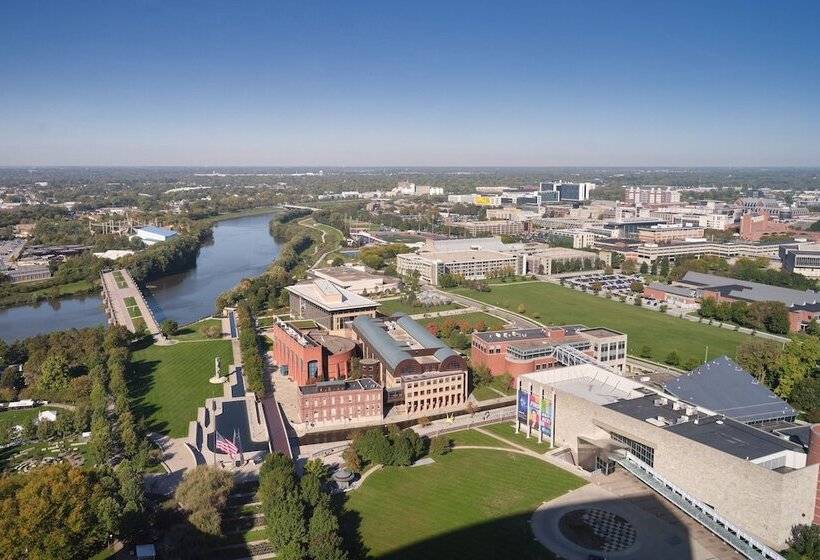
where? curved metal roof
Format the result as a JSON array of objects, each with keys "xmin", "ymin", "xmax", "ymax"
[{"xmin": 352, "ymin": 315, "xmax": 411, "ymax": 370}]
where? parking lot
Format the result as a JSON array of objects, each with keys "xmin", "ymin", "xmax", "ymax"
[{"xmin": 562, "ymin": 273, "xmax": 645, "ymax": 299}]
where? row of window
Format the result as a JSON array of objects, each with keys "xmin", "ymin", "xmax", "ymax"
[{"xmin": 611, "ymin": 431, "xmax": 655, "ymax": 467}]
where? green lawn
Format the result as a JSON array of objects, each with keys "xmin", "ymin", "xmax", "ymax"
[
  {"xmin": 451, "ymin": 283, "xmax": 753, "ymax": 365},
  {"xmin": 129, "ymin": 339, "xmax": 233, "ymax": 437},
  {"xmin": 378, "ymin": 298, "xmax": 463, "ymax": 316},
  {"xmin": 418, "ymin": 311, "xmax": 506, "ymax": 331},
  {"xmin": 472, "ymin": 385, "xmax": 503, "ymax": 401},
  {"xmin": 342, "ymin": 448, "xmax": 583, "ymax": 559},
  {"xmin": 123, "ymin": 296, "xmax": 137, "ymax": 307},
  {"xmin": 172, "ymin": 318, "xmax": 223, "ymax": 341},
  {"xmin": 445, "ymin": 428, "xmax": 513, "ymax": 448},
  {"xmin": 482, "ymin": 422, "xmax": 552, "ymax": 454},
  {"xmin": 127, "ymin": 306, "xmax": 142, "ymax": 318},
  {"xmin": 0, "ymin": 406, "xmax": 44, "ymax": 433}
]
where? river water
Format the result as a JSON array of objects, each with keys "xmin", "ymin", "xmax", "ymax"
[{"xmin": 0, "ymin": 213, "xmax": 279, "ymax": 342}]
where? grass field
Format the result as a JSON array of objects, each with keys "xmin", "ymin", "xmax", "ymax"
[
  {"xmin": 129, "ymin": 339, "xmax": 233, "ymax": 437},
  {"xmin": 418, "ymin": 311, "xmax": 506, "ymax": 331},
  {"xmin": 445, "ymin": 428, "xmax": 513, "ymax": 448},
  {"xmin": 378, "ymin": 298, "xmax": 463, "ymax": 316},
  {"xmin": 342, "ymin": 448, "xmax": 583, "ymax": 559},
  {"xmin": 472, "ymin": 385, "xmax": 502, "ymax": 401},
  {"xmin": 172, "ymin": 318, "xmax": 223, "ymax": 341},
  {"xmin": 0, "ymin": 406, "xmax": 44, "ymax": 434},
  {"xmin": 482, "ymin": 422, "xmax": 552, "ymax": 454},
  {"xmin": 451, "ymin": 283, "xmax": 753, "ymax": 365}
]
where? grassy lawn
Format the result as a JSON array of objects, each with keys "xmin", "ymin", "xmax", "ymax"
[
  {"xmin": 472, "ymin": 385, "xmax": 502, "ymax": 401},
  {"xmin": 127, "ymin": 306, "xmax": 142, "ymax": 318},
  {"xmin": 482, "ymin": 422, "xmax": 552, "ymax": 454},
  {"xmin": 129, "ymin": 339, "xmax": 233, "ymax": 437},
  {"xmin": 172, "ymin": 318, "xmax": 223, "ymax": 341},
  {"xmin": 378, "ymin": 298, "xmax": 463, "ymax": 316},
  {"xmin": 342, "ymin": 448, "xmax": 583, "ymax": 559},
  {"xmin": 418, "ymin": 311, "xmax": 506, "ymax": 331},
  {"xmin": 0, "ymin": 406, "xmax": 44, "ymax": 433},
  {"xmin": 445, "ymin": 428, "xmax": 513, "ymax": 448},
  {"xmin": 451, "ymin": 283, "xmax": 752, "ymax": 365},
  {"xmin": 288, "ymin": 319, "xmax": 317, "ymax": 329},
  {"xmin": 123, "ymin": 296, "xmax": 137, "ymax": 307}
]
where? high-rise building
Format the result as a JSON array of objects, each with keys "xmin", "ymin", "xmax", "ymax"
[
  {"xmin": 624, "ymin": 186, "xmax": 681, "ymax": 205},
  {"xmin": 540, "ymin": 181, "xmax": 597, "ymax": 201}
]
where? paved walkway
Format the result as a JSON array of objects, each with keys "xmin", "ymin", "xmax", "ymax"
[
  {"xmin": 100, "ymin": 269, "xmax": 163, "ymax": 338},
  {"xmin": 143, "ymin": 432, "xmax": 200, "ymax": 496}
]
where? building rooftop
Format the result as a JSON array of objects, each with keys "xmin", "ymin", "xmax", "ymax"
[
  {"xmin": 135, "ymin": 225, "xmax": 177, "ymax": 237},
  {"xmin": 521, "ymin": 364, "xmax": 648, "ymax": 405},
  {"xmin": 420, "ymin": 249, "xmax": 517, "ymax": 263},
  {"xmin": 422, "ymin": 236, "xmax": 524, "ymax": 253},
  {"xmin": 679, "ymin": 271, "xmax": 818, "ymax": 308},
  {"xmin": 299, "ymin": 377, "xmax": 381, "ymax": 395},
  {"xmin": 352, "ymin": 314, "xmax": 459, "ymax": 373},
  {"xmin": 286, "ymin": 280, "xmax": 379, "ymax": 311},
  {"xmin": 313, "ymin": 265, "xmax": 395, "ymax": 284},
  {"xmin": 663, "ymin": 356, "xmax": 796, "ymax": 424},
  {"xmin": 580, "ymin": 327, "xmax": 625, "ymax": 339}
]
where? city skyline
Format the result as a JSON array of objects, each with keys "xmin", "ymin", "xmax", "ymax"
[{"xmin": 1, "ymin": 1, "xmax": 819, "ymax": 166}]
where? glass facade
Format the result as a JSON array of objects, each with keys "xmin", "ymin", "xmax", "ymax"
[{"xmin": 611, "ymin": 431, "xmax": 655, "ymax": 467}]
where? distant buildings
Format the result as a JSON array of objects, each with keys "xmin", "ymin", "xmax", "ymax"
[
  {"xmin": 133, "ymin": 225, "xmax": 177, "ymax": 246},
  {"xmin": 636, "ymin": 224, "xmax": 705, "ymax": 244},
  {"xmin": 286, "ymin": 280, "xmax": 379, "ymax": 331},
  {"xmin": 779, "ymin": 242, "xmax": 820, "ymax": 279},
  {"xmin": 450, "ymin": 219, "xmax": 526, "ymax": 237},
  {"xmin": 396, "ymin": 249, "xmax": 525, "ymax": 285},
  {"xmin": 739, "ymin": 212, "xmax": 791, "ymax": 241},
  {"xmin": 624, "ymin": 186, "xmax": 681, "ymax": 205},
  {"xmin": 645, "ymin": 271, "xmax": 819, "ymax": 332},
  {"xmin": 470, "ymin": 325, "xmax": 627, "ymax": 378},
  {"xmin": 353, "ymin": 314, "xmax": 467, "ymax": 416},
  {"xmin": 540, "ymin": 181, "xmax": 597, "ymax": 201}
]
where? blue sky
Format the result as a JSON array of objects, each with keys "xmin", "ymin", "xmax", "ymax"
[{"xmin": 1, "ymin": 1, "xmax": 819, "ymax": 166}]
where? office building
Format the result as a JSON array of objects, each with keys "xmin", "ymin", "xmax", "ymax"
[
  {"xmin": 780, "ymin": 242, "xmax": 820, "ymax": 279},
  {"xmin": 624, "ymin": 186, "xmax": 681, "ymax": 205},
  {"xmin": 353, "ymin": 315, "xmax": 467, "ymax": 416},
  {"xmin": 540, "ymin": 181, "xmax": 597, "ymax": 201},
  {"xmin": 451, "ymin": 220, "xmax": 527, "ymax": 236},
  {"xmin": 286, "ymin": 279, "xmax": 379, "ymax": 331},
  {"xmin": 739, "ymin": 212, "xmax": 791, "ymax": 241},
  {"xmin": 637, "ymin": 225, "xmax": 705, "ymax": 244},
  {"xmin": 312, "ymin": 266, "xmax": 400, "ymax": 295},
  {"xmin": 471, "ymin": 325, "xmax": 627, "ymax": 378},
  {"xmin": 516, "ymin": 363, "xmax": 816, "ymax": 552},
  {"xmin": 396, "ymin": 249, "xmax": 525, "ymax": 285},
  {"xmin": 524, "ymin": 247, "xmax": 606, "ymax": 275}
]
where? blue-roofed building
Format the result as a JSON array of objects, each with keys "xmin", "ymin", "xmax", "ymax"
[
  {"xmin": 134, "ymin": 225, "xmax": 178, "ymax": 246},
  {"xmin": 663, "ymin": 356, "xmax": 796, "ymax": 425},
  {"xmin": 352, "ymin": 314, "xmax": 467, "ymax": 416}
]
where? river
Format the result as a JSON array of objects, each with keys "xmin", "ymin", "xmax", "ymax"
[{"xmin": 0, "ymin": 213, "xmax": 280, "ymax": 342}]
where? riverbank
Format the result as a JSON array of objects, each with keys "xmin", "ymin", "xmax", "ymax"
[{"xmin": 0, "ymin": 278, "xmax": 98, "ymax": 310}]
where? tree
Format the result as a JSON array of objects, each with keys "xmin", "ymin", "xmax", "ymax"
[
  {"xmin": 36, "ymin": 352, "xmax": 71, "ymax": 393},
  {"xmin": 621, "ymin": 259, "xmax": 637, "ymax": 274},
  {"xmin": 0, "ymin": 464, "xmax": 109, "ymax": 560},
  {"xmin": 160, "ymin": 319, "xmax": 179, "ymax": 337},
  {"xmin": 342, "ymin": 446, "xmax": 362, "ymax": 472},
  {"xmin": 629, "ymin": 281, "xmax": 644, "ymax": 293},
  {"xmin": 785, "ymin": 524, "xmax": 820, "ymax": 560},
  {"xmin": 266, "ymin": 493, "xmax": 306, "ymax": 554},
  {"xmin": 664, "ymin": 351, "xmax": 681, "ymax": 367},
  {"xmin": 736, "ymin": 339, "xmax": 782, "ymax": 383},
  {"xmin": 789, "ymin": 376, "xmax": 820, "ymax": 416},
  {"xmin": 300, "ymin": 472, "xmax": 323, "ymax": 508},
  {"xmin": 428, "ymin": 435, "xmax": 452, "ymax": 456},
  {"xmin": 304, "ymin": 458, "xmax": 329, "ymax": 481},
  {"xmin": 331, "ymin": 256, "xmax": 344, "ymax": 267},
  {"xmin": 639, "ymin": 262, "xmax": 648, "ymax": 274},
  {"xmin": 175, "ymin": 466, "xmax": 234, "ymax": 536},
  {"xmin": 659, "ymin": 257, "xmax": 670, "ymax": 278},
  {"xmin": 354, "ymin": 428, "xmax": 392, "ymax": 465},
  {"xmin": 307, "ymin": 500, "xmax": 348, "ymax": 560},
  {"xmin": 639, "ymin": 345, "xmax": 653, "ymax": 359},
  {"xmin": 590, "ymin": 281, "xmax": 602, "ymax": 293}
]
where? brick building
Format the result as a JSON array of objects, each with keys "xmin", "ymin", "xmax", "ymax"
[
  {"xmin": 353, "ymin": 314, "xmax": 467, "ymax": 416},
  {"xmin": 471, "ymin": 326, "xmax": 627, "ymax": 378},
  {"xmin": 739, "ymin": 212, "xmax": 790, "ymax": 241},
  {"xmin": 269, "ymin": 318, "xmax": 356, "ymax": 386},
  {"xmin": 297, "ymin": 378, "xmax": 384, "ymax": 425}
]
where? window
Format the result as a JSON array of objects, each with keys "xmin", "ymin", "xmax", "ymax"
[{"xmin": 611, "ymin": 432, "xmax": 655, "ymax": 467}]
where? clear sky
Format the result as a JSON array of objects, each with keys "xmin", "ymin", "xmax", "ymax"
[{"xmin": 1, "ymin": 0, "xmax": 819, "ymax": 167}]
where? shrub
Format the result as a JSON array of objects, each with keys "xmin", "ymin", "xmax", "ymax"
[{"xmin": 428, "ymin": 435, "xmax": 452, "ymax": 456}]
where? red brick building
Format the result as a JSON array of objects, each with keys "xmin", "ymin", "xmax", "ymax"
[
  {"xmin": 739, "ymin": 212, "xmax": 790, "ymax": 241},
  {"xmin": 470, "ymin": 326, "xmax": 627, "ymax": 379},
  {"xmin": 269, "ymin": 318, "xmax": 356, "ymax": 386},
  {"xmin": 298, "ymin": 378, "xmax": 383, "ymax": 425}
]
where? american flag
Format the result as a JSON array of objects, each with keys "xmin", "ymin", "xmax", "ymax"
[{"xmin": 215, "ymin": 431, "xmax": 238, "ymax": 458}]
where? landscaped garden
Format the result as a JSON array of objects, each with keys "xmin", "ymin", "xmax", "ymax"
[
  {"xmin": 451, "ymin": 282, "xmax": 753, "ymax": 366},
  {"xmin": 172, "ymin": 318, "xmax": 224, "ymax": 341},
  {"xmin": 128, "ymin": 338, "xmax": 233, "ymax": 437},
  {"xmin": 342, "ymin": 448, "xmax": 584, "ymax": 559}
]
